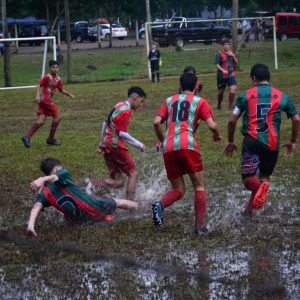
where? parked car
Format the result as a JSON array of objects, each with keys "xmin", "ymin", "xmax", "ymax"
[
  {"xmin": 18, "ymin": 24, "xmax": 48, "ymax": 46},
  {"xmin": 152, "ymin": 17, "xmax": 232, "ymax": 47},
  {"xmin": 57, "ymin": 21, "xmax": 92, "ymax": 43},
  {"xmin": 0, "ymin": 43, "xmax": 4, "ymax": 56},
  {"xmin": 96, "ymin": 24, "xmax": 127, "ymax": 40}
]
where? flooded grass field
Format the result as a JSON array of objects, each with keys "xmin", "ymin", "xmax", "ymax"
[{"xmin": 0, "ymin": 68, "xmax": 299, "ymax": 299}]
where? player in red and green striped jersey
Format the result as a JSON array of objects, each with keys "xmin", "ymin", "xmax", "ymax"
[
  {"xmin": 224, "ymin": 64, "xmax": 300, "ymax": 217},
  {"xmin": 26, "ymin": 158, "xmax": 139, "ymax": 237},
  {"xmin": 215, "ymin": 40, "xmax": 238, "ymax": 110},
  {"xmin": 152, "ymin": 73, "xmax": 221, "ymax": 236},
  {"xmin": 93, "ymin": 87, "xmax": 146, "ymax": 201}
]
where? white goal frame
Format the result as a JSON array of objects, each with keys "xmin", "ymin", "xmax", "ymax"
[
  {"xmin": 145, "ymin": 16, "xmax": 278, "ymax": 79},
  {"xmin": 0, "ymin": 36, "xmax": 57, "ymax": 91}
]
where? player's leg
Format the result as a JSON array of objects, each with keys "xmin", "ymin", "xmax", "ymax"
[
  {"xmin": 217, "ymin": 80, "xmax": 226, "ymax": 109},
  {"xmin": 228, "ymin": 77, "xmax": 237, "ymax": 109},
  {"xmin": 47, "ymin": 105, "xmax": 62, "ymax": 145},
  {"xmin": 189, "ymin": 171, "xmax": 208, "ymax": 235},
  {"xmin": 22, "ymin": 114, "xmax": 47, "ymax": 148},
  {"xmin": 156, "ymin": 69, "xmax": 160, "ymax": 82},
  {"xmin": 115, "ymin": 198, "xmax": 139, "ymax": 210}
]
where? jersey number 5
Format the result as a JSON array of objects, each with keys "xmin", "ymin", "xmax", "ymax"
[
  {"xmin": 171, "ymin": 101, "xmax": 190, "ymax": 122},
  {"xmin": 256, "ymin": 103, "xmax": 271, "ymax": 133}
]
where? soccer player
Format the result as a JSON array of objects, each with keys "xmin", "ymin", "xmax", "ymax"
[
  {"xmin": 148, "ymin": 43, "xmax": 161, "ymax": 83},
  {"xmin": 179, "ymin": 66, "xmax": 203, "ymax": 95},
  {"xmin": 21, "ymin": 60, "xmax": 75, "ymax": 148},
  {"xmin": 215, "ymin": 40, "xmax": 238, "ymax": 110},
  {"xmin": 224, "ymin": 64, "xmax": 300, "ymax": 217},
  {"xmin": 26, "ymin": 158, "xmax": 139, "ymax": 237},
  {"xmin": 92, "ymin": 86, "xmax": 146, "ymax": 201},
  {"xmin": 152, "ymin": 73, "xmax": 221, "ymax": 235}
]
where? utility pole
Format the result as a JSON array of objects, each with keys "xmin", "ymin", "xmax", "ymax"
[
  {"xmin": 232, "ymin": 0, "xmax": 239, "ymax": 54},
  {"xmin": 145, "ymin": 0, "xmax": 152, "ymax": 42},
  {"xmin": 64, "ymin": 0, "xmax": 72, "ymax": 83},
  {"xmin": 1, "ymin": 0, "xmax": 11, "ymax": 86}
]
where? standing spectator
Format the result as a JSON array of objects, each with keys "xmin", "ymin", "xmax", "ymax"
[
  {"xmin": 21, "ymin": 60, "xmax": 75, "ymax": 148},
  {"xmin": 224, "ymin": 64, "xmax": 300, "ymax": 217},
  {"xmin": 152, "ymin": 73, "xmax": 221, "ymax": 235},
  {"xmin": 242, "ymin": 19, "xmax": 251, "ymax": 42},
  {"xmin": 90, "ymin": 87, "xmax": 147, "ymax": 201},
  {"xmin": 254, "ymin": 20, "xmax": 262, "ymax": 42},
  {"xmin": 215, "ymin": 40, "xmax": 238, "ymax": 110},
  {"xmin": 148, "ymin": 43, "xmax": 161, "ymax": 83}
]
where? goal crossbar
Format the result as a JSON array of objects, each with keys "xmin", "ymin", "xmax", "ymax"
[{"xmin": 0, "ymin": 36, "xmax": 57, "ymax": 91}]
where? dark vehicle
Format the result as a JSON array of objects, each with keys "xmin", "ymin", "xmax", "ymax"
[
  {"xmin": 18, "ymin": 24, "xmax": 48, "ymax": 46},
  {"xmin": 152, "ymin": 17, "xmax": 232, "ymax": 47},
  {"xmin": 58, "ymin": 21, "xmax": 91, "ymax": 43},
  {"xmin": 0, "ymin": 43, "xmax": 4, "ymax": 56}
]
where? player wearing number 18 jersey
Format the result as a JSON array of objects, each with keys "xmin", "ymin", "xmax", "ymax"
[
  {"xmin": 224, "ymin": 64, "xmax": 300, "ymax": 217},
  {"xmin": 152, "ymin": 72, "xmax": 221, "ymax": 235}
]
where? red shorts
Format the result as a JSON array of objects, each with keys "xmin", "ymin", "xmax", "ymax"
[
  {"xmin": 163, "ymin": 149, "xmax": 204, "ymax": 181},
  {"xmin": 104, "ymin": 148, "xmax": 136, "ymax": 177},
  {"xmin": 37, "ymin": 102, "xmax": 59, "ymax": 117}
]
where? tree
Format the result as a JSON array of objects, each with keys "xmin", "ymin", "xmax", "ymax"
[{"xmin": 1, "ymin": 0, "xmax": 11, "ymax": 87}]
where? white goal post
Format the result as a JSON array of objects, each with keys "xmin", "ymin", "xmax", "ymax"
[
  {"xmin": 145, "ymin": 16, "xmax": 278, "ymax": 79},
  {"xmin": 0, "ymin": 36, "xmax": 57, "ymax": 91}
]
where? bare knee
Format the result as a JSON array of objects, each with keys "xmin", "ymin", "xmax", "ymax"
[{"xmin": 36, "ymin": 120, "xmax": 45, "ymax": 126}]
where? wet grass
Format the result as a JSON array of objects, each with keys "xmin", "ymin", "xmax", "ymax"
[{"xmin": 0, "ymin": 62, "xmax": 299, "ymax": 298}]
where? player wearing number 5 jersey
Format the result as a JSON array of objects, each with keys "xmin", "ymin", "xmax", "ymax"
[
  {"xmin": 152, "ymin": 72, "xmax": 221, "ymax": 236},
  {"xmin": 224, "ymin": 64, "xmax": 300, "ymax": 217}
]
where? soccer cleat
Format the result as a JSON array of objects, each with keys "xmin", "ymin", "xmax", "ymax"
[
  {"xmin": 152, "ymin": 201, "xmax": 164, "ymax": 230},
  {"xmin": 195, "ymin": 226, "xmax": 208, "ymax": 236},
  {"xmin": 240, "ymin": 210, "xmax": 253, "ymax": 220},
  {"xmin": 21, "ymin": 136, "xmax": 30, "ymax": 148},
  {"xmin": 252, "ymin": 181, "xmax": 270, "ymax": 209},
  {"xmin": 46, "ymin": 138, "xmax": 61, "ymax": 146}
]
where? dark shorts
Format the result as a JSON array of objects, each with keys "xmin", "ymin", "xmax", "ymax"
[
  {"xmin": 163, "ymin": 149, "xmax": 204, "ymax": 181},
  {"xmin": 151, "ymin": 61, "xmax": 159, "ymax": 72},
  {"xmin": 217, "ymin": 76, "xmax": 237, "ymax": 89},
  {"xmin": 37, "ymin": 102, "xmax": 59, "ymax": 117},
  {"xmin": 241, "ymin": 135, "xmax": 278, "ymax": 180},
  {"xmin": 104, "ymin": 148, "xmax": 136, "ymax": 177}
]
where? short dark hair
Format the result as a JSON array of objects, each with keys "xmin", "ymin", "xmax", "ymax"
[
  {"xmin": 222, "ymin": 39, "xmax": 230, "ymax": 45},
  {"xmin": 183, "ymin": 66, "xmax": 196, "ymax": 75},
  {"xmin": 180, "ymin": 73, "xmax": 197, "ymax": 92},
  {"xmin": 250, "ymin": 64, "xmax": 270, "ymax": 81},
  {"xmin": 40, "ymin": 158, "xmax": 62, "ymax": 175},
  {"xmin": 127, "ymin": 86, "xmax": 147, "ymax": 98},
  {"xmin": 49, "ymin": 60, "xmax": 58, "ymax": 67}
]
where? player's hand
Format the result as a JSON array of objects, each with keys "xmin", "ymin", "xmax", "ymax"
[
  {"xmin": 226, "ymin": 50, "xmax": 234, "ymax": 56},
  {"xmin": 69, "ymin": 93, "xmax": 75, "ymax": 100},
  {"xmin": 224, "ymin": 142, "xmax": 237, "ymax": 157},
  {"xmin": 96, "ymin": 145, "xmax": 106, "ymax": 154},
  {"xmin": 26, "ymin": 226, "xmax": 37, "ymax": 237},
  {"xmin": 284, "ymin": 142, "xmax": 296, "ymax": 159},
  {"xmin": 222, "ymin": 70, "xmax": 228, "ymax": 75},
  {"xmin": 30, "ymin": 178, "xmax": 45, "ymax": 193},
  {"xmin": 140, "ymin": 144, "xmax": 146, "ymax": 152},
  {"xmin": 34, "ymin": 97, "xmax": 41, "ymax": 103},
  {"xmin": 212, "ymin": 133, "xmax": 222, "ymax": 142}
]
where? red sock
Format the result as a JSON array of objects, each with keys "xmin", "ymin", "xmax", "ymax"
[
  {"xmin": 194, "ymin": 191, "xmax": 206, "ymax": 229},
  {"xmin": 48, "ymin": 120, "xmax": 60, "ymax": 140},
  {"xmin": 160, "ymin": 190, "xmax": 182, "ymax": 209},
  {"xmin": 244, "ymin": 177, "xmax": 261, "ymax": 212},
  {"xmin": 27, "ymin": 123, "xmax": 41, "ymax": 138}
]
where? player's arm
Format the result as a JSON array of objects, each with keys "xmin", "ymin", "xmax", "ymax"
[
  {"xmin": 154, "ymin": 115, "xmax": 164, "ymax": 142},
  {"xmin": 205, "ymin": 118, "xmax": 222, "ymax": 142},
  {"xmin": 27, "ymin": 202, "xmax": 43, "ymax": 237},
  {"xmin": 285, "ymin": 114, "xmax": 300, "ymax": 159},
  {"xmin": 224, "ymin": 110, "xmax": 240, "ymax": 157},
  {"xmin": 216, "ymin": 63, "xmax": 228, "ymax": 75},
  {"xmin": 60, "ymin": 88, "xmax": 75, "ymax": 100},
  {"xmin": 35, "ymin": 83, "xmax": 42, "ymax": 103},
  {"xmin": 119, "ymin": 131, "xmax": 145, "ymax": 151},
  {"xmin": 30, "ymin": 174, "xmax": 59, "ymax": 193}
]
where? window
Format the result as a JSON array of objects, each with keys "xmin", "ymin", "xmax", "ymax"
[
  {"xmin": 288, "ymin": 16, "xmax": 297, "ymax": 25},
  {"xmin": 279, "ymin": 16, "xmax": 287, "ymax": 26}
]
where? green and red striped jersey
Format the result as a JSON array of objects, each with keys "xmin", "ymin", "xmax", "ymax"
[
  {"xmin": 105, "ymin": 101, "xmax": 132, "ymax": 150},
  {"xmin": 215, "ymin": 50, "xmax": 235, "ymax": 79},
  {"xmin": 37, "ymin": 169, "xmax": 113, "ymax": 223},
  {"xmin": 236, "ymin": 84, "xmax": 298, "ymax": 151},
  {"xmin": 158, "ymin": 93, "xmax": 214, "ymax": 153}
]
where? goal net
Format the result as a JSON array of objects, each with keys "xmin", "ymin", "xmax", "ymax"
[
  {"xmin": 0, "ymin": 36, "xmax": 57, "ymax": 90},
  {"xmin": 145, "ymin": 17, "xmax": 277, "ymax": 79}
]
